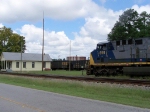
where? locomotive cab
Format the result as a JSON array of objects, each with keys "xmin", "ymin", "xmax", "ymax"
[
  {"xmin": 95, "ymin": 41, "xmax": 115, "ymax": 63},
  {"xmin": 96, "ymin": 42, "xmax": 108, "ymax": 62}
]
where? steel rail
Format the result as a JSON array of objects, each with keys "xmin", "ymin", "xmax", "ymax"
[{"xmin": 0, "ymin": 72, "xmax": 150, "ymax": 86}]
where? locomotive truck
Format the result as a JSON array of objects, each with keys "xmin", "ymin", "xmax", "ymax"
[{"xmin": 86, "ymin": 37, "xmax": 150, "ymax": 76}]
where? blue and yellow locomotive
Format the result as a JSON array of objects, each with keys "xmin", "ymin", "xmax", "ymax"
[{"xmin": 86, "ymin": 37, "xmax": 150, "ymax": 76}]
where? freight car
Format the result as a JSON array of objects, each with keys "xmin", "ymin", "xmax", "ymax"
[
  {"xmin": 86, "ymin": 37, "xmax": 150, "ymax": 76},
  {"xmin": 51, "ymin": 60, "xmax": 89, "ymax": 70}
]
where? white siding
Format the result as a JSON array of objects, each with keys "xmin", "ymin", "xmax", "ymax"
[
  {"xmin": 11, "ymin": 61, "xmax": 51, "ymax": 71},
  {"xmin": 45, "ymin": 62, "xmax": 51, "ymax": 69}
]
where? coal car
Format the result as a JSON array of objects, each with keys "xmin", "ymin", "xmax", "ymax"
[{"xmin": 51, "ymin": 60, "xmax": 89, "ymax": 70}]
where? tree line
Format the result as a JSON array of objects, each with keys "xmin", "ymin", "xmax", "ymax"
[{"xmin": 108, "ymin": 9, "xmax": 150, "ymax": 41}]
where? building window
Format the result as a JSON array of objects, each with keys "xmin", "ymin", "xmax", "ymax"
[
  {"xmin": 16, "ymin": 62, "xmax": 19, "ymax": 68},
  {"xmin": 32, "ymin": 62, "xmax": 35, "ymax": 68},
  {"xmin": 135, "ymin": 39, "xmax": 142, "ymax": 45},
  {"xmin": 128, "ymin": 39, "xmax": 133, "ymax": 44},
  {"xmin": 23, "ymin": 62, "xmax": 26, "ymax": 68},
  {"xmin": 122, "ymin": 40, "xmax": 126, "ymax": 45},
  {"xmin": 116, "ymin": 41, "xmax": 120, "ymax": 46}
]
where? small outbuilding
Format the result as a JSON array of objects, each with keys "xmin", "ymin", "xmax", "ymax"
[{"xmin": 0, "ymin": 52, "xmax": 52, "ymax": 72}]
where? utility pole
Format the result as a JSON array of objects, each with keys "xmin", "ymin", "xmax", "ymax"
[
  {"xmin": 69, "ymin": 40, "xmax": 71, "ymax": 71},
  {"xmin": 42, "ymin": 11, "xmax": 44, "ymax": 71},
  {"xmin": 20, "ymin": 41, "xmax": 22, "ymax": 72}
]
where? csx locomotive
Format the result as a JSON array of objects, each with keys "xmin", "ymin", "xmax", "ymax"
[{"xmin": 86, "ymin": 37, "xmax": 150, "ymax": 76}]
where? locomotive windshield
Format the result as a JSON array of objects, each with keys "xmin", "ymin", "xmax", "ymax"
[
  {"xmin": 97, "ymin": 41, "xmax": 108, "ymax": 50},
  {"xmin": 97, "ymin": 44, "xmax": 107, "ymax": 50}
]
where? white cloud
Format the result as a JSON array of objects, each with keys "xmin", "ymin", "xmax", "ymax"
[
  {"xmin": 78, "ymin": 8, "xmax": 123, "ymax": 41},
  {"xmin": 72, "ymin": 36, "xmax": 99, "ymax": 56},
  {"xmin": 0, "ymin": 23, "xmax": 3, "ymax": 27},
  {"xmin": 79, "ymin": 17, "xmax": 111, "ymax": 40},
  {"xmin": 19, "ymin": 24, "xmax": 71, "ymax": 58},
  {"xmin": 20, "ymin": 25, "xmax": 43, "ymax": 43},
  {"xmin": 0, "ymin": 0, "xmax": 100, "ymax": 22},
  {"xmin": 132, "ymin": 4, "xmax": 150, "ymax": 13}
]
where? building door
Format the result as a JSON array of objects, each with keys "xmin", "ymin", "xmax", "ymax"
[{"xmin": 7, "ymin": 61, "xmax": 12, "ymax": 69}]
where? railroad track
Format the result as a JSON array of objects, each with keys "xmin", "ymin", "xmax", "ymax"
[{"xmin": 0, "ymin": 72, "xmax": 150, "ymax": 86}]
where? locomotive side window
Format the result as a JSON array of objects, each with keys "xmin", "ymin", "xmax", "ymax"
[
  {"xmin": 128, "ymin": 39, "xmax": 132, "ymax": 44},
  {"xmin": 97, "ymin": 45, "xmax": 99, "ymax": 49},
  {"xmin": 135, "ymin": 39, "xmax": 142, "ymax": 45},
  {"xmin": 116, "ymin": 41, "xmax": 120, "ymax": 46},
  {"xmin": 122, "ymin": 40, "xmax": 126, "ymax": 45}
]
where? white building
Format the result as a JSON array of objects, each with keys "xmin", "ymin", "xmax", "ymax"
[{"xmin": 0, "ymin": 52, "xmax": 52, "ymax": 72}]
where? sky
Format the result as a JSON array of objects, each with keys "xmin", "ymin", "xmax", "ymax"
[{"xmin": 0, "ymin": 0, "xmax": 150, "ymax": 59}]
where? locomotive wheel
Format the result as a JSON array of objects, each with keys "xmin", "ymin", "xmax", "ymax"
[
  {"xmin": 100, "ymin": 69, "xmax": 107, "ymax": 76},
  {"xmin": 102, "ymin": 70, "xmax": 106, "ymax": 75},
  {"xmin": 95, "ymin": 72, "xmax": 99, "ymax": 77},
  {"xmin": 94, "ymin": 69, "xmax": 110, "ymax": 76},
  {"xmin": 93, "ymin": 69, "xmax": 99, "ymax": 77}
]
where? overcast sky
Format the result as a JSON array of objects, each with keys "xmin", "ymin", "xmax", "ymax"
[{"xmin": 0, "ymin": 0, "xmax": 150, "ymax": 59}]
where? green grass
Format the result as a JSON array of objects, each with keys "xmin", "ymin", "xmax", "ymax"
[
  {"xmin": 20, "ymin": 70, "xmax": 87, "ymax": 76},
  {"xmin": 0, "ymin": 74, "xmax": 150, "ymax": 109},
  {"xmin": 19, "ymin": 70, "xmax": 150, "ymax": 80}
]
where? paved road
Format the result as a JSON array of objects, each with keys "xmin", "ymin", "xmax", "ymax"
[{"xmin": 0, "ymin": 83, "xmax": 149, "ymax": 112}]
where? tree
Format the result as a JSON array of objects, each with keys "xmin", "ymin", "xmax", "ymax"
[
  {"xmin": 0, "ymin": 26, "xmax": 26, "ymax": 54},
  {"xmin": 108, "ymin": 9, "xmax": 150, "ymax": 41},
  {"xmin": 137, "ymin": 11, "xmax": 150, "ymax": 37},
  {"xmin": 0, "ymin": 26, "xmax": 12, "ymax": 52}
]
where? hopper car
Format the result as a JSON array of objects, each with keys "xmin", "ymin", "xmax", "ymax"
[{"xmin": 51, "ymin": 60, "xmax": 89, "ymax": 70}]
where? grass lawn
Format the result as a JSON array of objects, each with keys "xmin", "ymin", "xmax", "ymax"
[
  {"xmin": 0, "ymin": 74, "xmax": 150, "ymax": 109},
  {"xmin": 20, "ymin": 70, "xmax": 150, "ymax": 80},
  {"xmin": 21, "ymin": 70, "xmax": 88, "ymax": 76}
]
